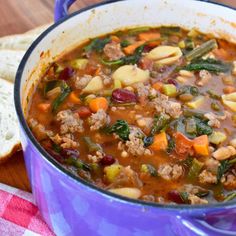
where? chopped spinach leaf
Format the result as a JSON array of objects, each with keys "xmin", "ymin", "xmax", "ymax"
[
  {"xmin": 107, "ymin": 120, "xmax": 130, "ymax": 141},
  {"xmin": 184, "ymin": 58, "xmax": 232, "ymax": 73},
  {"xmin": 150, "ymin": 113, "xmax": 170, "ymax": 136},
  {"xmin": 52, "ymin": 81, "xmax": 71, "ymax": 112},
  {"xmin": 179, "ymin": 192, "xmax": 189, "ymax": 204},
  {"xmin": 141, "ymin": 164, "xmax": 157, "ymax": 177},
  {"xmin": 217, "ymin": 158, "xmax": 236, "ymax": 183},
  {"xmin": 84, "ymin": 37, "xmax": 111, "ymax": 53},
  {"xmin": 166, "ymin": 138, "xmax": 175, "ymax": 154},
  {"xmin": 120, "ymin": 40, "xmax": 131, "ymax": 47},
  {"xmin": 195, "ymin": 118, "xmax": 213, "ymax": 136}
]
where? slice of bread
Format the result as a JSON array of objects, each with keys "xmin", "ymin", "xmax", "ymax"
[
  {"xmin": 0, "ymin": 78, "xmax": 21, "ymax": 162},
  {"xmin": 0, "ymin": 24, "xmax": 51, "ymax": 51},
  {"xmin": 0, "ymin": 50, "xmax": 25, "ymax": 83}
]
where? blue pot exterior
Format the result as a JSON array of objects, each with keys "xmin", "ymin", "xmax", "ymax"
[{"xmin": 19, "ymin": 123, "xmax": 236, "ymax": 236}]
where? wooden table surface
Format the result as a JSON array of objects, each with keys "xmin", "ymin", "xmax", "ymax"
[{"xmin": 0, "ymin": 0, "xmax": 235, "ymax": 192}]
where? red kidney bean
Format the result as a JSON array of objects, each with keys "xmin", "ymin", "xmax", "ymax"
[
  {"xmin": 112, "ymin": 89, "xmax": 137, "ymax": 103},
  {"xmin": 167, "ymin": 79, "xmax": 178, "ymax": 87},
  {"xmin": 58, "ymin": 67, "xmax": 74, "ymax": 80},
  {"xmin": 100, "ymin": 155, "xmax": 115, "ymax": 166},
  {"xmin": 167, "ymin": 190, "xmax": 185, "ymax": 204},
  {"xmin": 77, "ymin": 106, "xmax": 92, "ymax": 118}
]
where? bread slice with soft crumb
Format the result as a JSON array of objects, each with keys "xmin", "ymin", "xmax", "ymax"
[
  {"xmin": 0, "ymin": 50, "xmax": 25, "ymax": 83},
  {"xmin": 0, "ymin": 78, "xmax": 21, "ymax": 162}
]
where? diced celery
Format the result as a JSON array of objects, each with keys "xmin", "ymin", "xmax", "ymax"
[
  {"xmin": 187, "ymin": 158, "xmax": 204, "ymax": 181},
  {"xmin": 162, "ymin": 84, "xmax": 177, "ymax": 97},
  {"xmin": 185, "ymin": 118, "xmax": 197, "ymax": 134},
  {"xmin": 185, "ymin": 39, "xmax": 217, "ymax": 61},
  {"xmin": 103, "ymin": 79, "xmax": 122, "ymax": 96},
  {"xmin": 70, "ymin": 58, "xmax": 88, "ymax": 70},
  {"xmin": 186, "ymin": 96, "xmax": 204, "ymax": 109},
  {"xmin": 209, "ymin": 131, "xmax": 227, "ymax": 145},
  {"xmin": 178, "ymin": 40, "xmax": 185, "ymax": 49},
  {"xmin": 83, "ymin": 137, "xmax": 102, "ymax": 152},
  {"xmin": 104, "ymin": 164, "xmax": 122, "ymax": 183}
]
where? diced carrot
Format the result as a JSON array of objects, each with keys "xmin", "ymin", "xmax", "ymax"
[
  {"xmin": 193, "ymin": 135, "xmax": 209, "ymax": 156},
  {"xmin": 213, "ymin": 48, "xmax": 229, "ymax": 60},
  {"xmin": 138, "ymin": 32, "xmax": 161, "ymax": 48},
  {"xmin": 77, "ymin": 106, "xmax": 92, "ymax": 118},
  {"xmin": 68, "ymin": 91, "xmax": 81, "ymax": 104},
  {"xmin": 37, "ymin": 103, "xmax": 51, "ymax": 112},
  {"xmin": 89, "ymin": 97, "xmax": 109, "ymax": 112},
  {"xmin": 94, "ymin": 67, "xmax": 101, "ymax": 76},
  {"xmin": 174, "ymin": 132, "xmax": 194, "ymax": 156},
  {"xmin": 152, "ymin": 82, "xmax": 163, "ymax": 91},
  {"xmin": 111, "ymin": 35, "xmax": 121, "ymax": 43},
  {"xmin": 123, "ymin": 41, "xmax": 145, "ymax": 55},
  {"xmin": 223, "ymin": 86, "xmax": 236, "ymax": 94},
  {"xmin": 138, "ymin": 32, "xmax": 161, "ymax": 42},
  {"xmin": 150, "ymin": 132, "xmax": 168, "ymax": 151}
]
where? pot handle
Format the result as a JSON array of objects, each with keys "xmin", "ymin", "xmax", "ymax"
[
  {"xmin": 54, "ymin": 0, "xmax": 76, "ymax": 22},
  {"xmin": 177, "ymin": 216, "xmax": 236, "ymax": 236}
]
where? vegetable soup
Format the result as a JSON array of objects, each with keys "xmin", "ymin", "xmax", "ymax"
[{"xmin": 28, "ymin": 26, "xmax": 236, "ymax": 204}]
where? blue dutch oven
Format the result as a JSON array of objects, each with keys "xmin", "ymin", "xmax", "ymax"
[{"xmin": 15, "ymin": 0, "xmax": 236, "ymax": 235}]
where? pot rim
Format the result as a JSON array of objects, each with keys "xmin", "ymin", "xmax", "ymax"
[{"xmin": 14, "ymin": 0, "xmax": 236, "ymax": 210}]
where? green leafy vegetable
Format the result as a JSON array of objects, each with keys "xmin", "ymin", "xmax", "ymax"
[
  {"xmin": 150, "ymin": 113, "xmax": 170, "ymax": 136},
  {"xmin": 166, "ymin": 138, "xmax": 175, "ymax": 154},
  {"xmin": 108, "ymin": 120, "xmax": 130, "ymax": 140},
  {"xmin": 184, "ymin": 58, "xmax": 231, "ymax": 73},
  {"xmin": 195, "ymin": 118, "xmax": 213, "ymax": 136},
  {"xmin": 185, "ymin": 39, "xmax": 217, "ymax": 61},
  {"xmin": 224, "ymin": 192, "xmax": 236, "ymax": 202},
  {"xmin": 179, "ymin": 192, "xmax": 189, "ymax": 203},
  {"xmin": 44, "ymin": 80, "xmax": 60, "ymax": 96},
  {"xmin": 217, "ymin": 158, "xmax": 236, "ymax": 183},
  {"xmin": 141, "ymin": 164, "xmax": 157, "ymax": 177},
  {"xmin": 52, "ymin": 143, "xmax": 62, "ymax": 153},
  {"xmin": 101, "ymin": 45, "xmax": 144, "ymax": 66},
  {"xmin": 83, "ymin": 137, "xmax": 102, "ymax": 152},
  {"xmin": 84, "ymin": 37, "xmax": 111, "ymax": 53},
  {"xmin": 120, "ymin": 40, "xmax": 131, "ymax": 47},
  {"xmin": 184, "ymin": 38, "xmax": 195, "ymax": 50},
  {"xmin": 52, "ymin": 81, "xmax": 71, "ymax": 112}
]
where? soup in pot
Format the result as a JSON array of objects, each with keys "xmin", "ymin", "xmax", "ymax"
[{"xmin": 27, "ymin": 26, "xmax": 236, "ymax": 204}]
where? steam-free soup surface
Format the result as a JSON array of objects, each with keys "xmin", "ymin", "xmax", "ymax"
[{"xmin": 28, "ymin": 26, "xmax": 236, "ymax": 204}]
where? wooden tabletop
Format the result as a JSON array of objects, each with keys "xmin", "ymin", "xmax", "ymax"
[{"xmin": 0, "ymin": 0, "xmax": 235, "ymax": 192}]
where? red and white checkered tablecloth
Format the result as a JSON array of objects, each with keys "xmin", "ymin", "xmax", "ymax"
[{"xmin": 0, "ymin": 183, "xmax": 54, "ymax": 236}]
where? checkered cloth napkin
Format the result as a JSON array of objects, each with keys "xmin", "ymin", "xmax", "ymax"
[{"xmin": 0, "ymin": 183, "xmax": 54, "ymax": 236}]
